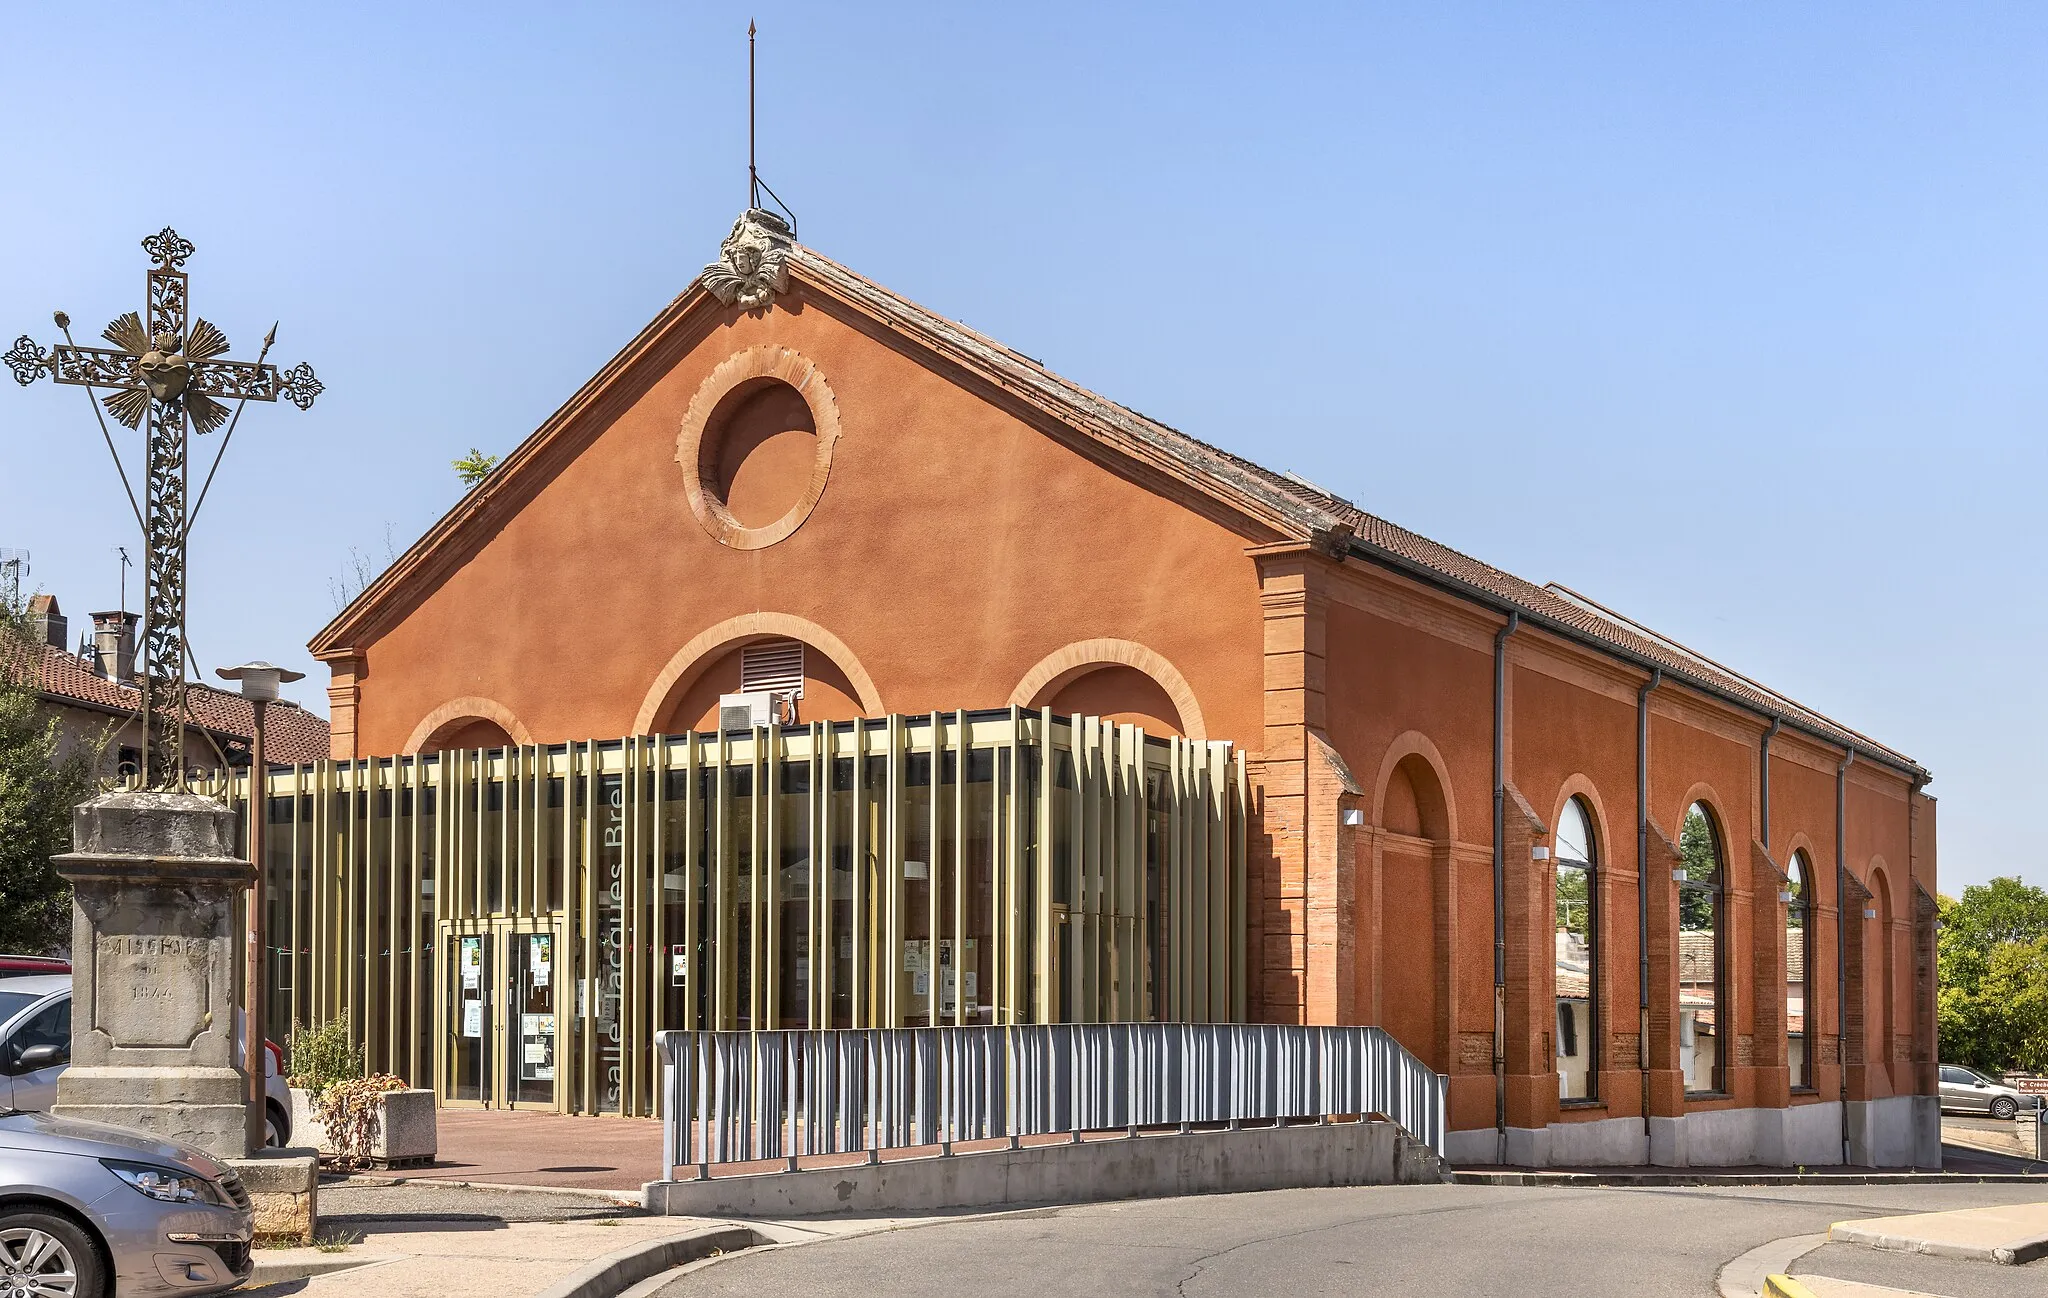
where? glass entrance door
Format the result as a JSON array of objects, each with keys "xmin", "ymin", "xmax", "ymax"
[
  {"xmin": 443, "ymin": 922, "xmax": 493, "ymax": 1106},
  {"xmin": 504, "ymin": 923, "xmax": 559, "ymax": 1108},
  {"xmin": 439, "ymin": 916, "xmax": 565, "ymax": 1110}
]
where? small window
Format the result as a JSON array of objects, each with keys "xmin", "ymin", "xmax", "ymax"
[{"xmin": 1942, "ymin": 1067, "xmax": 1972, "ymax": 1085}]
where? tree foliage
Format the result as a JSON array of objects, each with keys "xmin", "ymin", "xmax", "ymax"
[
  {"xmin": 1678, "ymin": 804, "xmax": 1720, "ymax": 933},
  {"xmin": 1938, "ymin": 877, "xmax": 2048, "ymax": 1074},
  {"xmin": 453, "ymin": 448, "xmax": 500, "ymax": 488},
  {"xmin": 0, "ymin": 602, "xmax": 102, "ymax": 952}
]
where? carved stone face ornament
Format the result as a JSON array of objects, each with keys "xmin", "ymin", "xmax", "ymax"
[
  {"xmin": 702, "ymin": 209, "xmax": 793, "ymax": 311},
  {"xmin": 136, "ymin": 331, "xmax": 190, "ymax": 401}
]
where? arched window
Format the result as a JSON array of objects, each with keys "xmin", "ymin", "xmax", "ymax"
[
  {"xmin": 1786, "ymin": 850, "xmax": 1813, "ymax": 1090},
  {"xmin": 1678, "ymin": 802, "xmax": 1726, "ymax": 1095},
  {"xmin": 1554, "ymin": 796, "xmax": 1598, "ymax": 1101}
]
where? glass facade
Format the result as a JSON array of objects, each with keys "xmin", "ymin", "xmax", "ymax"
[{"xmin": 229, "ymin": 709, "xmax": 1247, "ymax": 1116}]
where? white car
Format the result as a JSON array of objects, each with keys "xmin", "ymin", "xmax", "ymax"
[{"xmin": 0, "ymin": 974, "xmax": 294, "ymax": 1146}]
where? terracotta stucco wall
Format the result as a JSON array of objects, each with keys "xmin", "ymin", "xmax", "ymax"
[{"xmin": 343, "ymin": 289, "xmax": 1268, "ymax": 758}]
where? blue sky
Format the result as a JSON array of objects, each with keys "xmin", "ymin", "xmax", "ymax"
[{"xmin": 1, "ymin": 3, "xmax": 2040, "ymax": 889}]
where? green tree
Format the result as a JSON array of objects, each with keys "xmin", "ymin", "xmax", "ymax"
[
  {"xmin": 1937, "ymin": 877, "xmax": 2048, "ymax": 1073},
  {"xmin": 1678, "ymin": 805, "xmax": 1720, "ymax": 932},
  {"xmin": 0, "ymin": 602, "xmax": 103, "ymax": 951},
  {"xmin": 453, "ymin": 448, "xmax": 500, "ymax": 487}
]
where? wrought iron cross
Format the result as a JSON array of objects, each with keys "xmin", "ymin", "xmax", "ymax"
[{"xmin": 7, "ymin": 228, "xmax": 320, "ymax": 788}]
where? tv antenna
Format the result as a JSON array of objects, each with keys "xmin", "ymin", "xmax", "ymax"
[{"xmin": 0, "ymin": 548, "xmax": 26, "ymax": 609}]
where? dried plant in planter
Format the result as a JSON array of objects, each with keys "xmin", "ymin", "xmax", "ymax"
[{"xmin": 314, "ymin": 1073, "xmax": 409, "ymax": 1169}]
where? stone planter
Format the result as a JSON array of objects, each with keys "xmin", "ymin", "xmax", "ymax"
[{"xmin": 289, "ymin": 1086, "xmax": 437, "ymax": 1168}]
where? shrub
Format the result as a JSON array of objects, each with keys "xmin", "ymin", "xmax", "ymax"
[
  {"xmin": 285, "ymin": 1018, "xmax": 364, "ymax": 1096},
  {"xmin": 314, "ymin": 1074, "xmax": 409, "ymax": 1169}
]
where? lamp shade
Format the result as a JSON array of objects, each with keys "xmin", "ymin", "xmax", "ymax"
[{"xmin": 215, "ymin": 660, "xmax": 306, "ymax": 703}]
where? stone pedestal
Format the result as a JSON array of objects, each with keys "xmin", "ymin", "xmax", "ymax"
[
  {"xmin": 224, "ymin": 1149, "xmax": 320, "ymax": 1244},
  {"xmin": 52, "ymin": 789, "xmax": 256, "ymax": 1161}
]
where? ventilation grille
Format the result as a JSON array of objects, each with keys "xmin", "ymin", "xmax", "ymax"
[{"xmin": 741, "ymin": 640, "xmax": 804, "ymax": 699}]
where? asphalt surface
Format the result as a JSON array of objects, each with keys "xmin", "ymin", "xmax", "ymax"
[{"xmin": 656, "ymin": 1182, "xmax": 2048, "ymax": 1297}]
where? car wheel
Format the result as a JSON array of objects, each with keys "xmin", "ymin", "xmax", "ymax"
[
  {"xmin": 1991, "ymin": 1096, "xmax": 2018, "ymax": 1121},
  {"xmin": 0, "ymin": 1210, "xmax": 104, "ymax": 1298},
  {"xmin": 266, "ymin": 1103, "xmax": 288, "ymax": 1148}
]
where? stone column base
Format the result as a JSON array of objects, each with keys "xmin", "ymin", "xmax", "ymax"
[{"xmin": 54, "ymin": 1064, "xmax": 250, "ymax": 1157}]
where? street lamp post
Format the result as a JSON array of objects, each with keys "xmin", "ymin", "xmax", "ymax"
[{"xmin": 217, "ymin": 660, "xmax": 304, "ymax": 1149}]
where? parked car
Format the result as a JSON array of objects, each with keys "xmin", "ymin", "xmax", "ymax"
[
  {"xmin": 0, "ymin": 975, "xmax": 293, "ymax": 1146},
  {"xmin": 1938, "ymin": 1064, "xmax": 2043, "ymax": 1120},
  {"xmin": 0, "ymin": 956, "xmax": 69, "ymax": 977},
  {"xmin": 0, "ymin": 1106, "xmax": 254, "ymax": 1296}
]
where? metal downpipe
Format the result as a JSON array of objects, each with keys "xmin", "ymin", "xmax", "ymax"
[
  {"xmin": 1837, "ymin": 746, "xmax": 1855, "ymax": 1165},
  {"xmin": 1493, "ymin": 611, "xmax": 1518, "ymax": 1160},
  {"xmin": 1760, "ymin": 718, "xmax": 1781, "ymax": 847},
  {"xmin": 1636, "ymin": 668, "xmax": 1661, "ymax": 1153}
]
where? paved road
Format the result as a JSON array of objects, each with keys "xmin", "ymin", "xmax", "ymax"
[{"xmin": 659, "ymin": 1182, "xmax": 2047, "ymax": 1297}]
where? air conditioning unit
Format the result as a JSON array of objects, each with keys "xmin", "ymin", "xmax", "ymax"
[{"xmin": 719, "ymin": 691, "xmax": 775, "ymax": 732}]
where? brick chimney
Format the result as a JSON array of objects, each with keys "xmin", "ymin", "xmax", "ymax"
[
  {"xmin": 90, "ymin": 611, "xmax": 138, "ymax": 681},
  {"xmin": 27, "ymin": 594, "xmax": 67, "ymax": 650}
]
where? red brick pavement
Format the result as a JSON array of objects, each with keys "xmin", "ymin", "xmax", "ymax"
[{"xmin": 395, "ymin": 1109, "xmax": 663, "ymax": 1191}]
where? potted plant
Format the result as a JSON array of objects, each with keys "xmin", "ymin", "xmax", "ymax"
[{"xmin": 285, "ymin": 1019, "xmax": 437, "ymax": 1168}]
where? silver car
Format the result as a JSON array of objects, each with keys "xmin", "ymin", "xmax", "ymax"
[
  {"xmin": 0, "ymin": 1108, "xmax": 254, "ymax": 1296},
  {"xmin": 1938, "ymin": 1063, "xmax": 2043, "ymax": 1120},
  {"xmin": 0, "ymin": 976, "xmax": 293, "ymax": 1147}
]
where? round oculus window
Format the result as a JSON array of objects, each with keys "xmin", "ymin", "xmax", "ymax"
[{"xmin": 677, "ymin": 345, "xmax": 840, "ymax": 549}]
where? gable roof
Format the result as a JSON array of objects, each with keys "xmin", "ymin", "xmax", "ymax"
[
  {"xmin": 313, "ymin": 220, "xmax": 1926, "ymax": 780},
  {"xmin": 6, "ymin": 637, "xmax": 331, "ymax": 765}
]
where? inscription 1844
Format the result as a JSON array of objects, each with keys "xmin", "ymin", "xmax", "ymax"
[{"xmin": 94, "ymin": 933, "xmax": 213, "ymax": 1049}]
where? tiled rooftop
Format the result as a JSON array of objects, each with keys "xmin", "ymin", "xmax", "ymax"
[
  {"xmin": 794, "ymin": 244, "xmax": 1924, "ymax": 778},
  {"xmin": 4, "ymin": 637, "xmax": 330, "ymax": 765}
]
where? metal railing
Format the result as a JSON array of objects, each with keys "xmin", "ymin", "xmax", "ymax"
[{"xmin": 656, "ymin": 1023, "xmax": 1447, "ymax": 1178}]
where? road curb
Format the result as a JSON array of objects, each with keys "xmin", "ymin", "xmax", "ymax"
[
  {"xmin": 1827, "ymin": 1219, "xmax": 2048, "ymax": 1266},
  {"xmin": 532, "ymin": 1223, "xmax": 763, "ymax": 1298},
  {"xmin": 247, "ymin": 1253, "xmax": 393, "ymax": 1285},
  {"xmin": 1450, "ymin": 1170, "xmax": 2046, "ymax": 1188},
  {"xmin": 1715, "ymin": 1232, "xmax": 1826, "ymax": 1298},
  {"xmin": 368, "ymin": 1175, "xmax": 646, "ymax": 1206},
  {"xmin": 1762, "ymin": 1276, "xmax": 1818, "ymax": 1298}
]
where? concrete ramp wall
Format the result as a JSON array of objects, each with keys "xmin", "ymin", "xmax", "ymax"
[{"xmin": 643, "ymin": 1120, "xmax": 1442, "ymax": 1217}]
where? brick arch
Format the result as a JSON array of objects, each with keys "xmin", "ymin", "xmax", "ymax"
[
  {"xmin": 403, "ymin": 696, "xmax": 535, "ymax": 755},
  {"xmin": 1673, "ymin": 782, "xmax": 1731, "ymax": 874},
  {"xmin": 1549, "ymin": 774, "xmax": 1614, "ymax": 866},
  {"xmin": 633, "ymin": 612, "xmax": 883, "ymax": 736},
  {"xmin": 1371, "ymin": 730, "xmax": 1459, "ymax": 843},
  {"xmin": 1782, "ymin": 832, "xmax": 1821, "ymax": 896},
  {"xmin": 1006, "ymin": 638, "xmax": 1207, "ymax": 742}
]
